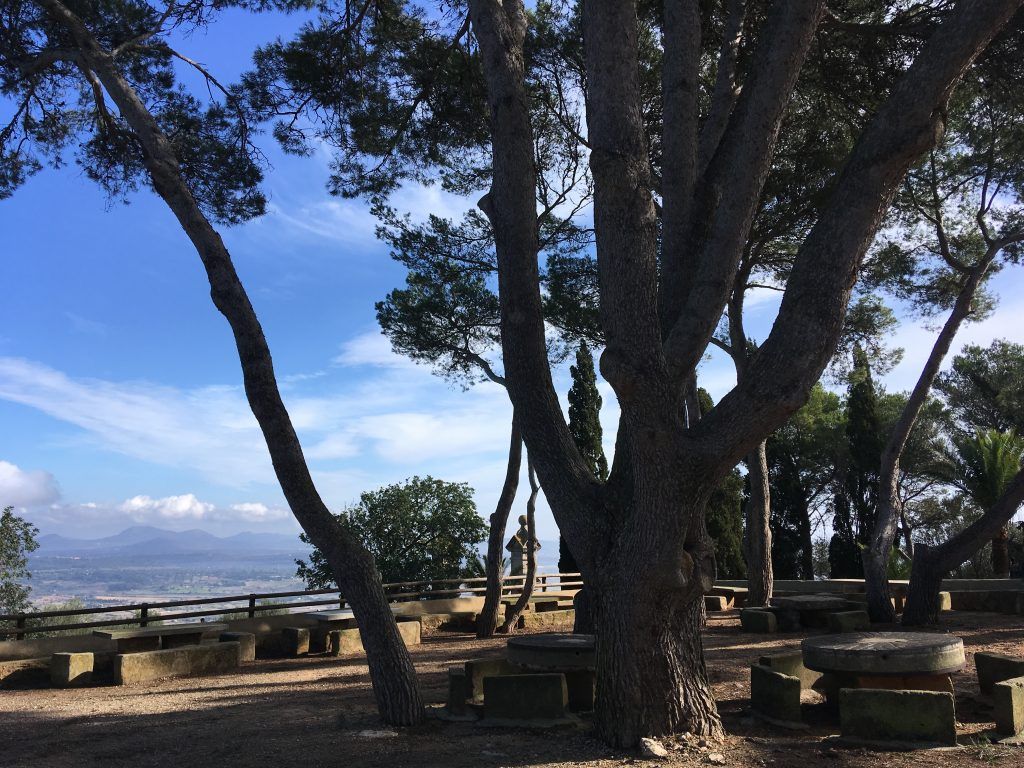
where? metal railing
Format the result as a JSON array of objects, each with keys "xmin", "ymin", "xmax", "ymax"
[{"xmin": 0, "ymin": 573, "xmax": 583, "ymax": 639}]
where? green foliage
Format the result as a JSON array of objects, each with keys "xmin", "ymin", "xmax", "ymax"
[
  {"xmin": 567, "ymin": 342, "xmax": 607, "ymax": 482},
  {"xmin": 295, "ymin": 476, "xmax": 487, "ymax": 589},
  {"xmin": 937, "ymin": 340, "xmax": 1024, "ymax": 434},
  {"xmin": 560, "ymin": 342, "xmax": 607, "ymax": 573},
  {"xmin": 0, "ymin": 506, "xmax": 38, "ymax": 615},
  {"xmin": 0, "ymin": 1, "xmax": 266, "ymax": 222},
  {"xmin": 706, "ymin": 470, "xmax": 746, "ymax": 580},
  {"xmin": 934, "ymin": 429, "xmax": 1024, "ymax": 511},
  {"xmin": 845, "ymin": 345, "xmax": 884, "ymax": 549},
  {"xmin": 767, "ymin": 385, "xmax": 845, "ymax": 579}
]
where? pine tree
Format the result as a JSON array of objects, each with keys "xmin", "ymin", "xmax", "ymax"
[
  {"xmin": 828, "ymin": 489, "xmax": 861, "ymax": 578},
  {"xmin": 846, "ymin": 345, "xmax": 884, "ymax": 548},
  {"xmin": 561, "ymin": 342, "xmax": 608, "ymax": 573}
]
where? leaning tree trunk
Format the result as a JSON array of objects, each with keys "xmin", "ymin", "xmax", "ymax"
[
  {"xmin": 744, "ymin": 442, "xmax": 773, "ymax": 606},
  {"xmin": 477, "ymin": 420, "xmax": 522, "ymax": 637},
  {"xmin": 991, "ymin": 525, "xmax": 1011, "ymax": 579},
  {"xmin": 904, "ymin": 468, "xmax": 1024, "ymax": 625},
  {"xmin": 42, "ymin": 1, "xmax": 425, "ymax": 723},
  {"xmin": 866, "ymin": 255, "xmax": 996, "ymax": 623},
  {"xmin": 498, "ymin": 455, "xmax": 540, "ymax": 632}
]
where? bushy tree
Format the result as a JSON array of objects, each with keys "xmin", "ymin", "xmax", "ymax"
[
  {"xmin": 296, "ymin": 477, "xmax": 488, "ymax": 588},
  {"xmin": 767, "ymin": 385, "xmax": 844, "ymax": 579},
  {"xmin": 0, "ymin": 506, "xmax": 39, "ymax": 615},
  {"xmin": 706, "ymin": 471, "xmax": 746, "ymax": 579},
  {"xmin": 937, "ymin": 341, "xmax": 1024, "ymax": 434}
]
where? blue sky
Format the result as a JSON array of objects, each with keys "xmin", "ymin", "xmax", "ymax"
[{"xmin": 1, "ymin": 7, "xmax": 1021, "ymax": 544}]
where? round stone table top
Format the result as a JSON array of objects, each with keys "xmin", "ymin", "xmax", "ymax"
[
  {"xmin": 771, "ymin": 595, "xmax": 852, "ymax": 611},
  {"xmin": 506, "ymin": 633, "xmax": 596, "ymax": 670},
  {"xmin": 801, "ymin": 632, "xmax": 966, "ymax": 676}
]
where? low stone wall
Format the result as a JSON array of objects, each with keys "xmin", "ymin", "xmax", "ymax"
[{"xmin": 717, "ymin": 578, "xmax": 1024, "ymax": 594}]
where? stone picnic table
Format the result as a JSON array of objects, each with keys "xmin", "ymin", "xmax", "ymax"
[
  {"xmin": 306, "ymin": 609, "xmax": 358, "ymax": 630},
  {"xmin": 94, "ymin": 622, "xmax": 228, "ymax": 654},
  {"xmin": 801, "ymin": 631, "xmax": 965, "ymax": 698},
  {"xmin": 505, "ymin": 633, "xmax": 597, "ymax": 712},
  {"xmin": 770, "ymin": 594, "xmax": 858, "ymax": 629}
]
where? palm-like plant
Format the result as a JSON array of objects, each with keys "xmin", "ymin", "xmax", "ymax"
[{"xmin": 936, "ymin": 429, "xmax": 1024, "ymax": 577}]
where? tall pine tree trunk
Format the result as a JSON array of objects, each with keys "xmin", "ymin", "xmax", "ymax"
[
  {"xmin": 43, "ymin": 1, "xmax": 425, "ymax": 723},
  {"xmin": 477, "ymin": 420, "xmax": 522, "ymax": 637},
  {"xmin": 745, "ymin": 441, "xmax": 773, "ymax": 606}
]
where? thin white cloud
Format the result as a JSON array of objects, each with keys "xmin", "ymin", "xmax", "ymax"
[{"xmin": 0, "ymin": 461, "xmax": 61, "ymax": 508}]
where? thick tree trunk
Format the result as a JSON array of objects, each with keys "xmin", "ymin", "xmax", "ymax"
[
  {"xmin": 902, "ymin": 544, "xmax": 947, "ymax": 626},
  {"xmin": 40, "ymin": 0, "xmax": 425, "ymax": 724},
  {"xmin": 904, "ymin": 468, "xmax": 1024, "ymax": 625},
  {"xmin": 594, "ymin": 580, "xmax": 722, "ymax": 746},
  {"xmin": 744, "ymin": 442, "xmax": 773, "ymax": 606},
  {"xmin": 992, "ymin": 525, "xmax": 1011, "ymax": 579},
  {"xmin": 499, "ymin": 456, "xmax": 539, "ymax": 632},
  {"xmin": 477, "ymin": 420, "xmax": 522, "ymax": 637}
]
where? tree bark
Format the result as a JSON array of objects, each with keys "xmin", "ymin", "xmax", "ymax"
[
  {"xmin": 39, "ymin": 0, "xmax": 425, "ymax": 724},
  {"xmin": 866, "ymin": 254, "xmax": 998, "ymax": 623},
  {"xmin": 594, "ymin": 573, "xmax": 721, "ymax": 746},
  {"xmin": 477, "ymin": 419, "xmax": 523, "ymax": 637},
  {"xmin": 498, "ymin": 455, "xmax": 539, "ymax": 632},
  {"xmin": 992, "ymin": 525, "xmax": 1011, "ymax": 578},
  {"xmin": 744, "ymin": 442, "xmax": 773, "ymax": 606},
  {"xmin": 904, "ymin": 467, "xmax": 1024, "ymax": 625}
]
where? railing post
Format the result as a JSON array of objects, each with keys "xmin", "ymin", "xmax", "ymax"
[
  {"xmin": 16, "ymin": 616, "xmax": 26, "ymax": 640},
  {"xmin": 248, "ymin": 594, "xmax": 257, "ymax": 618},
  {"xmin": 140, "ymin": 605, "xmax": 149, "ymax": 628}
]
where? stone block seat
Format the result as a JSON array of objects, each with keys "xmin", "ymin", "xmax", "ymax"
[
  {"xmin": 50, "ymin": 652, "xmax": 94, "ymax": 688},
  {"xmin": 839, "ymin": 688, "xmax": 957, "ymax": 747},
  {"xmin": 740, "ymin": 608, "xmax": 777, "ymax": 634},
  {"xmin": 994, "ymin": 676, "xmax": 1024, "ymax": 738},
  {"xmin": 750, "ymin": 664, "xmax": 804, "ymax": 729},
  {"xmin": 976, "ymin": 652, "xmax": 1024, "ymax": 695},
  {"xmin": 482, "ymin": 673, "xmax": 569, "ymax": 724}
]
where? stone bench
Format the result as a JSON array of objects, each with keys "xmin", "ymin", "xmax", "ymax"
[
  {"xmin": 516, "ymin": 608, "xmax": 575, "ymax": 630},
  {"xmin": 114, "ymin": 642, "xmax": 240, "ymax": 685},
  {"xmin": 838, "ymin": 688, "xmax": 956, "ymax": 747},
  {"xmin": 482, "ymin": 673, "xmax": 569, "ymax": 723},
  {"xmin": 704, "ymin": 595, "xmax": 731, "ymax": 612},
  {"xmin": 994, "ymin": 676, "xmax": 1024, "ymax": 738},
  {"xmin": 976, "ymin": 651, "xmax": 1024, "ymax": 695},
  {"xmin": 325, "ymin": 619, "xmax": 421, "ymax": 657},
  {"xmin": 750, "ymin": 664, "xmax": 804, "ymax": 728},
  {"xmin": 739, "ymin": 608, "xmax": 777, "ymax": 634},
  {"xmin": 826, "ymin": 610, "xmax": 870, "ymax": 633},
  {"xmin": 219, "ymin": 632, "xmax": 256, "ymax": 663},
  {"xmin": 0, "ymin": 657, "xmax": 49, "ymax": 689},
  {"xmin": 50, "ymin": 652, "xmax": 94, "ymax": 688}
]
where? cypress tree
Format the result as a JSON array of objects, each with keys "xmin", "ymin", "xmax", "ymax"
[
  {"xmin": 846, "ymin": 345, "xmax": 884, "ymax": 549},
  {"xmin": 561, "ymin": 342, "xmax": 608, "ymax": 572}
]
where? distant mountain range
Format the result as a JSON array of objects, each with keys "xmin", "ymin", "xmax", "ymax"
[{"xmin": 35, "ymin": 525, "xmax": 309, "ymax": 557}]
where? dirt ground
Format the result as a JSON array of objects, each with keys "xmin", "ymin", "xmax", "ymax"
[{"xmin": 3, "ymin": 611, "xmax": 1024, "ymax": 768}]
